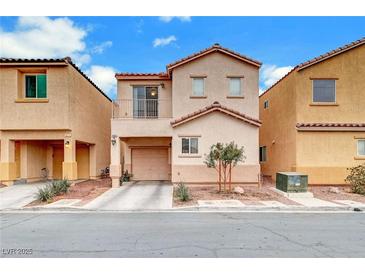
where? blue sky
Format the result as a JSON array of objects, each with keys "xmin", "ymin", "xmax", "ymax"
[{"xmin": 0, "ymin": 16, "xmax": 364, "ymax": 98}]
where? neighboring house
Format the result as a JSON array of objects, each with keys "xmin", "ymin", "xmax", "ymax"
[
  {"xmin": 259, "ymin": 37, "xmax": 365, "ymax": 185},
  {"xmin": 110, "ymin": 44, "xmax": 262, "ymax": 187},
  {"xmin": 0, "ymin": 57, "xmax": 112, "ymax": 186}
]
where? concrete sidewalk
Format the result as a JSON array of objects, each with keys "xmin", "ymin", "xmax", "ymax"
[
  {"xmin": 83, "ymin": 181, "xmax": 173, "ymax": 210},
  {"xmin": 0, "ymin": 182, "xmax": 49, "ymax": 210}
]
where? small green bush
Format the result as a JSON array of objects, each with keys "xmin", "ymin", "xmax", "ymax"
[
  {"xmin": 37, "ymin": 185, "xmax": 54, "ymax": 202},
  {"xmin": 121, "ymin": 170, "xmax": 132, "ymax": 183},
  {"xmin": 175, "ymin": 182, "xmax": 190, "ymax": 202},
  {"xmin": 345, "ymin": 163, "xmax": 365, "ymax": 195},
  {"xmin": 36, "ymin": 180, "xmax": 71, "ymax": 202},
  {"xmin": 50, "ymin": 180, "xmax": 71, "ymax": 195}
]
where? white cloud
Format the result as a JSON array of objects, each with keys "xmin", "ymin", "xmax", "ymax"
[
  {"xmin": 0, "ymin": 16, "xmax": 90, "ymax": 65},
  {"xmin": 153, "ymin": 35, "xmax": 177, "ymax": 47},
  {"xmin": 86, "ymin": 65, "xmax": 116, "ymax": 98},
  {"xmin": 260, "ymin": 64, "xmax": 294, "ymax": 93},
  {"xmin": 159, "ymin": 16, "xmax": 191, "ymax": 23},
  {"xmin": 92, "ymin": 41, "xmax": 113, "ymax": 54}
]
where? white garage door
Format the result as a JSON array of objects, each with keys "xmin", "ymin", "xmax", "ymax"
[{"xmin": 132, "ymin": 148, "xmax": 170, "ymax": 181}]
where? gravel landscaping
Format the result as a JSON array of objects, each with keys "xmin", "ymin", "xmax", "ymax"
[
  {"xmin": 309, "ymin": 185, "xmax": 365, "ymax": 204},
  {"xmin": 27, "ymin": 178, "xmax": 111, "ymax": 207},
  {"xmin": 174, "ymin": 177, "xmax": 365, "ymax": 207},
  {"xmin": 173, "ymin": 182, "xmax": 299, "ymax": 207}
]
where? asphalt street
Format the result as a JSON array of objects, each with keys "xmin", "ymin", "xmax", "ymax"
[{"xmin": 1, "ymin": 212, "xmax": 364, "ymax": 257}]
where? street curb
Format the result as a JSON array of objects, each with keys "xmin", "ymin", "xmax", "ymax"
[{"xmin": 1, "ymin": 205, "xmax": 364, "ymax": 213}]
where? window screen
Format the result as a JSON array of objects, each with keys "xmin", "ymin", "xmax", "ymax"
[{"xmin": 313, "ymin": 80, "xmax": 336, "ymax": 102}]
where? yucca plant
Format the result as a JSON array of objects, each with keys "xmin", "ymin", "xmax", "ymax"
[
  {"xmin": 175, "ymin": 182, "xmax": 190, "ymax": 202},
  {"xmin": 37, "ymin": 185, "xmax": 54, "ymax": 202},
  {"xmin": 50, "ymin": 180, "xmax": 71, "ymax": 195}
]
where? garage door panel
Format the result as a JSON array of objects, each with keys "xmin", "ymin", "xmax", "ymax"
[{"xmin": 132, "ymin": 148, "xmax": 169, "ymax": 181}]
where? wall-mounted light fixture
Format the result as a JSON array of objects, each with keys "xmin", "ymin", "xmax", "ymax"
[
  {"xmin": 65, "ymin": 141, "xmax": 70, "ymax": 148},
  {"xmin": 111, "ymin": 134, "xmax": 117, "ymax": 146},
  {"xmin": 160, "ymin": 83, "xmax": 165, "ymax": 89}
]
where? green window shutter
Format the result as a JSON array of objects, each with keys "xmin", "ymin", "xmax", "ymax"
[
  {"xmin": 36, "ymin": 74, "xmax": 47, "ymax": 98},
  {"xmin": 25, "ymin": 75, "xmax": 37, "ymax": 98}
]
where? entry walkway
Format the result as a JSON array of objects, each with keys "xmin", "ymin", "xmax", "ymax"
[{"xmin": 83, "ymin": 181, "xmax": 173, "ymax": 210}]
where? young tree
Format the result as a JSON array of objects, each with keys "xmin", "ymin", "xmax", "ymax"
[
  {"xmin": 204, "ymin": 143, "xmax": 224, "ymax": 192},
  {"xmin": 205, "ymin": 142, "xmax": 246, "ymax": 192}
]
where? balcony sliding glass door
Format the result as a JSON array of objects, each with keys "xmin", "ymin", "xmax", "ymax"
[{"xmin": 133, "ymin": 86, "xmax": 159, "ymax": 118}]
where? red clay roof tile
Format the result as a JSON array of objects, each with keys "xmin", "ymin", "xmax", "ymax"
[{"xmin": 171, "ymin": 101, "xmax": 261, "ymax": 127}]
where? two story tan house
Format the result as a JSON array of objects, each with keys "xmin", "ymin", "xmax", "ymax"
[
  {"xmin": 110, "ymin": 44, "xmax": 262, "ymax": 187},
  {"xmin": 259, "ymin": 37, "xmax": 365, "ymax": 185},
  {"xmin": 0, "ymin": 57, "xmax": 112, "ymax": 185}
]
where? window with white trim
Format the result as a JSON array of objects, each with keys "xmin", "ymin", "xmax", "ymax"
[
  {"xmin": 181, "ymin": 137, "xmax": 199, "ymax": 154},
  {"xmin": 192, "ymin": 78, "xmax": 205, "ymax": 96},
  {"xmin": 358, "ymin": 140, "xmax": 365, "ymax": 156},
  {"xmin": 259, "ymin": 146, "xmax": 267, "ymax": 162},
  {"xmin": 312, "ymin": 79, "xmax": 336, "ymax": 103},
  {"xmin": 229, "ymin": 78, "xmax": 242, "ymax": 96}
]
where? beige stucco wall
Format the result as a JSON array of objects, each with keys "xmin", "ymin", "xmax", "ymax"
[
  {"xmin": 68, "ymin": 65, "xmax": 112, "ymax": 177},
  {"xmin": 259, "ymin": 72, "xmax": 297, "ymax": 179},
  {"xmin": 259, "ymin": 44, "xmax": 365, "ymax": 185},
  {"xmin": 296, "ymin": 131, "xmax": 365, "ymax": 184},
  {"xmin": 0, "ymin": 62, "xmax": 112, "ymax": 183},
  {"xmin": 172, "ymin": 51, "xmax": 259, "ymax": 119},
  {"xmin": 172, "ymin": 112, "xmax": 260, "ymax": 183},
  {"xmin": 295, "ymin": 45, "xmax": 365, "ymax": 123},
  {"xmin": 0, "ymin": 65, "xmax": 70, "ymax": 130}
]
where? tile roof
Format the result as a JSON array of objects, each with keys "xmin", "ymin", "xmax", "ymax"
[
  {"xmin": 297, "ymin": 37, "xmax": 365, "ymax": 70},
  {"xmin": 166, "ymin": 43, "xmax": 262, "ymax": 71},
  {"xmin": 115, "ymin": 72, "xmax": 168, "ymax": 77},
  {"xmin": 171, "ymin": 101, "xmax": 261, "ymax": 128},
  {"xmin": 0, "ymin": 57, "xmax": 111, "ymax": 102},
  {"xmin": 296, "ymin": 123, "xmax": 365, "ymax": 128},
  {"xmin": 115, "ymin": 44, "xmax": 262, "ymax": 78},
  {"xmin": 260, "ymin": 37, "xmax": 365, "ymax": 98}
]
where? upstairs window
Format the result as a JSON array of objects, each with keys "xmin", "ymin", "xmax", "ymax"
[
  {"xmin": 182, "ymin": 137, "xmax": 199, "ymax": 154},
  {"xmin": 312, "ymin": 79, "xmax": 336, "ymax": 103},
  {"xmin": 358, "ymin": 140, "xmax": 365, "ymax": 156},
  {"xmin": 192, "ymin": 78, "xmax": 205, "ymax": 96},
  {"xmin": 229, "ymin": 78, "xmax": 242, "ymax": 96},
  {"xmin": 259, "ymin": 146, "xmax": 267, "ymax": 162},
  {"xmin": 25, "ymin": 74, "xmax": 47, "ymax": 98},
  {"xmin": 264, "ymin": 100, "xmax": 269, "ymax": 109}
]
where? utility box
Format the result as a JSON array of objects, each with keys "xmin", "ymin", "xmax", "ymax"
[{"xmin": 276, "ymin": 172, "xmax": 308, "ymax": 193}]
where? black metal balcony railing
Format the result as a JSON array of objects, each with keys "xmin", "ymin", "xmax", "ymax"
[{"xmin": 112, "ymin": 99, "xmax": 172, "ymax": 119}]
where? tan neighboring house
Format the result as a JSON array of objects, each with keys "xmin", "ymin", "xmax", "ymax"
[
  {"xmin": 259, "ymin": 37, "xmax": 365, "ymax": 185},
  {"xmin": 110, "ymin": 44, "xmax": 262, "ymax": 187},
  {"xmin": 0, "ymin": 57, "xmax": 112, "ymax": 186}
]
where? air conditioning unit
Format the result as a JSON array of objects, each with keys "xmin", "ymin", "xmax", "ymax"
[{"xmin": 276, "ymin": 172, "xmax": 308, "ymax": 193}]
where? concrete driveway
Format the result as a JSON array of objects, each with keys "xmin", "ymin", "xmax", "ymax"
[
  {"xmin": 0, "ymin": 182, "xmax": 49, "ymax": 210},
  {"xmin": 84, "ymin": 181, "xmax": 173, "ymax": 210}
]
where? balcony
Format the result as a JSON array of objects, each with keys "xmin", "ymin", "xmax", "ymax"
[
  {"xmin": 112, "ymin": 99, "xmax": 173, "ymax": 137},
  {"xmin": 112, "ymin": 99, "xmax": 172, "ymax": 119}
]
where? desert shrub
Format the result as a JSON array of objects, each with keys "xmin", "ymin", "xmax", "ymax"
[
  {"xmin": 50, "ymin": 180, "xmax": 71, "ymax": 195},
  {"xmin": 345, "ymin": 163, "xmax": 365, "ymax": 195},
  {"xmin": 175, "ymin": 182, "xmax": 190, "ymax": 202},
  {"xmin": 37, "ymin": 185, "xmax": 54, "ymax": 202},
  {"xmin": 121, "ymin": 170, "xmax": 132, "ymax": 183}
]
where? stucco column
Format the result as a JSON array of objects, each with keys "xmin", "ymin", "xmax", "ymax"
[
  {"xmin": 20, "ymin": 141, "xmax": 28, "ymax": 180},
  {"xmin": 46, "ymin": 144, "xmax": 53, "ymax": 180},
  {"xmin": 0, "ymin": 139, "xmax": 16, "ymax": 185},
  {"xmin": 89, "ymin": 144, "xmax": 97, "ymax": 179},
  {"xmin": 62, "ymin": 138, "xmax": 78, "ymax": 180},
  {"xmin": 110, "ymin": 137, "xmax": 121, "ymax": 188}
]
